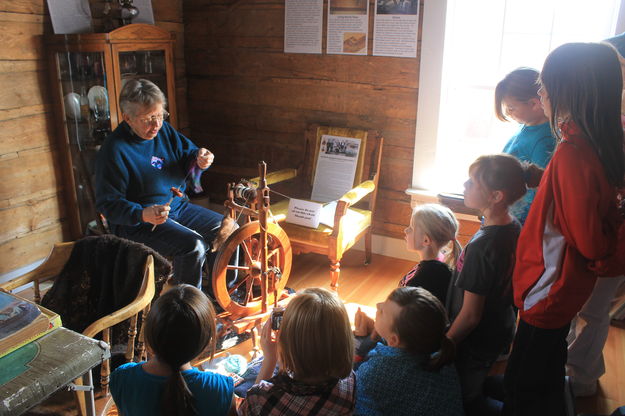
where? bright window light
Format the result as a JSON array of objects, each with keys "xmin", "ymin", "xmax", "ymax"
[{"xmin": 422, "ymin": 0, "xmax": 622, "ymax": 193}]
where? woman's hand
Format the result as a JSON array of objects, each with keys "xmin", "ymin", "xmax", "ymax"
[
  {"xmin": 197, "ymin": 148, "xmax": 214, "ymax": 170},
  {"xmin": 142, "ymin": 204, "xmax": 170, "ymax": 225}
]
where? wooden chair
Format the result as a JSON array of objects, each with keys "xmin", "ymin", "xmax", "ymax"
[
  {"xmin": 0, "ymin": 242, "xmax": 156, "ymax": 416},
  {"xmin": 254, "ymin": 124, "xmax": 383, "ymax": 291}
]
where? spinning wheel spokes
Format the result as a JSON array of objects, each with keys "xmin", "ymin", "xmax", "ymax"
[{"xmin": 212, "ymin": 221, "xmax": 292, "ymax": 318}]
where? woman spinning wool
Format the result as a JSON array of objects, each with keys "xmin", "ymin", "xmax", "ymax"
[{"xmin": 95, "ymin": 79, "xmax": 223, "ymax": 288}]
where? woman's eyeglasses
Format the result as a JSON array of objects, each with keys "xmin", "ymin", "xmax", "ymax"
[{"xmin": 136, "ymin": 111, "xmax": 169, "ymax": 127}]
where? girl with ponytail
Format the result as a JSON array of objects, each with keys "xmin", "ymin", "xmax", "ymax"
[
  {"xmin": 354, "ymin": 286, "xmax": 463, "ymax": 416},
  {"xmin": 399, "ymin": 203, "xmax": 461, "ymax": 307},
  {"xmin": 446, "ymin": 153, "xmax": 531, "ymax": 415},
  {"xmin": 110, "ymin": 284, "xmax": 235, "ymax": 416}
]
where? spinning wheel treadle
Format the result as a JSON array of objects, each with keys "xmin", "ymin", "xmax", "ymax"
[{"xmin": 212, "ymin": 220, "xmax": 291, "ymax": 318}]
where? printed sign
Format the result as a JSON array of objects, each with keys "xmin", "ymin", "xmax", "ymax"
[{"xmin": 286, "ymin": 199, "xmax": 323, "ymax": 228}]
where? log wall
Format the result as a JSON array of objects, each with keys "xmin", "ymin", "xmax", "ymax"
[
  {"xmin": 0, "ymin": 0, "xmax": 187, "ymax": 275},
  {"xmin": 184, "ymin": 0, "xmax": 420, "ymax": 239}
]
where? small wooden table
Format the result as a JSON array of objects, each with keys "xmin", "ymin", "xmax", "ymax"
[{"xmin": 0, "ymin": 327, "xmax": 110, "ymax": 416}]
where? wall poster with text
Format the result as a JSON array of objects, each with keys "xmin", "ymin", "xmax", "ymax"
[
  {"xmin": 327, "ymin": 0, "xmax": 370, "ymax": 55},
  {"xmin": 373, "ymin": 0, "xmax": 419, "ymax": 57}
]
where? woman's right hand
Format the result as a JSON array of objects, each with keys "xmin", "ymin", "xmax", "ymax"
[{"xmin": 142, "ymin": 204, "xmax": 170, "ymax": 225}]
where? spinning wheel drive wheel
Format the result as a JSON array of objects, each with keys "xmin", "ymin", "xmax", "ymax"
[{"xmin": 212, "ymin": 221, "xmax": 292, "ymax": 318}]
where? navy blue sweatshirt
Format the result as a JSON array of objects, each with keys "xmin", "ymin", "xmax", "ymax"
[{"xmin": 95, "ymin": 121, "xmax": 199, "ymax": 226}]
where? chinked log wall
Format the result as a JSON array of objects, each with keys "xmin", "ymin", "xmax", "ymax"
[
  {"xmin": 0, "ymin": 0, "xmax": 187, "ymax": 275},
  {"xmin": 184, "ymin": 0, "xmax": 421, "ymax": 239}
]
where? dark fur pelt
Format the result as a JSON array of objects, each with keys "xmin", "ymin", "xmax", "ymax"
[{"xmin": 41, "ymin": 235, "xmax": 171, "ymax": 334}]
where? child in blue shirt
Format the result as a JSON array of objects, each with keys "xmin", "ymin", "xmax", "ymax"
[
  {"xmin": 354, "ymin": 287, "xmax": 464, "ymax": 416},
  {"xmin": 495, "ymin": 67, "xmax": 556, "ymax": 224},
  {"xmin": 110, "ymin": 285, "xmax": 235, "ymax": 416}
]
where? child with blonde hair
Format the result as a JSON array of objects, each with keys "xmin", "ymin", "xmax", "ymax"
[
  {"xmin": 239, "ymin": 288, "xmax": 355, "ymax": 415},
  {"xmin": 110, "ymin": 284, "xmax": 235, "ymax": 416},
  {"xmin": 399, "ymin": 203, "xmax": 461, "ymax": 306},
  {"xmin": 447, "ymin": 153, "xmax": 533, "ymax": 415},
  {"xmin": 353, "ymin": 203, "xmax": 460, "ymax": 363}
]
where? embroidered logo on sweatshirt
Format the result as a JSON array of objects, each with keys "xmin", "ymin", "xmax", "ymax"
[{"xmin": 151, "ymin": 156, "xmax": 164, "ymax": 170}]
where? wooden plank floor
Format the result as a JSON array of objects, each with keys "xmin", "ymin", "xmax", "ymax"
[
  {"xmin": 287, "ymin": 250, "xmax": 414, "ymax": 307},
  {"xmin": 287, "ymin": 250, "xmax": 625, "ymax": 415},
  {"xmin": 19, "ymin": 249, "xmax": 624, "ymax": 415}
]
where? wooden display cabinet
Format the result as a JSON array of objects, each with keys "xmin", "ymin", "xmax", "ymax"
[{"xmin": 46, "ymin": 24, "xmax": 177, "ymax": 239}]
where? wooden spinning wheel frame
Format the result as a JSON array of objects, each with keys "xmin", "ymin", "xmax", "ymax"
[{"xmin": 211, "ymin": 162, "xmax": 292, "ymax": 320}]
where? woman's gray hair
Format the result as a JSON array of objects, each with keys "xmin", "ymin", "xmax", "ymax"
[{"xmin": 119, "ymin": 79, "xmax": 167, "ymax": 116}]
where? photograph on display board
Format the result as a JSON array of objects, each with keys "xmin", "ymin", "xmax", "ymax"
[
  {"xmin": 376, "ymin": 0, "xmax": 419, "ymax": 15},
  {"xmin": 343, "ymin": 32, "xmax": 367, "ymax": 54}
]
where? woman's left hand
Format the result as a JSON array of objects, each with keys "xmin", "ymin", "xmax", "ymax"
[{"xmin": 197, "ymin": 148, "xmax": 214, "ymax": 170}]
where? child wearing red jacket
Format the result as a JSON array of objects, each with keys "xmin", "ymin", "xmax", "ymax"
[{"xmin": 503, "ymin": 42, "xmax": 625, "ymax": 416}]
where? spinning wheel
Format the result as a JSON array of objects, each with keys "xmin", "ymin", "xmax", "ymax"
[
  {"xmin": 211, "ymin": 162, "xmax": 292, "ymax": 320},
  {"xmin": 212, "ymin": 221, "xmax": 291, "ymax": 318}
]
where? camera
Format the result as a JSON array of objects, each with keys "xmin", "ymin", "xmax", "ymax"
[{"xmin": 271, "ymin": 307, "xmax": 285, "ymax": 330}]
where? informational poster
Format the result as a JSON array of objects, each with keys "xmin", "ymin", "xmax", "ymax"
[
  {"xmin": 373, "ymin": 0, "xmax": 419, "ymax": 57},
  {"xmin": 327, "ymin": 0, "xmax": 370, "ymax": 55},
  {"xmin": 284, "ymin": 0, "xmax": 324, "ymax": 54},
  {"xmin": 311, "ymin": 135, "xmax": 361, "ymax": 202}
]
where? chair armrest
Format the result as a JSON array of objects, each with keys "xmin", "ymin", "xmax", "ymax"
[
  {"xmin": 249, "ymin": 168, "xmax": 298, "ymax": 186},
  {"xmin": 82, "ymin": 255, "xmax": 155, "ymax": 339},
  {"xmin": 338, "ymin": 180, "xmax": 376, "ymax": 207},
  {"xmin": 0, "ymin": 242, "xmax": 74, "ymax": 292},
  {"xmin": 330, "ymin": 180, "xmax": 376, "ymax": 235}
]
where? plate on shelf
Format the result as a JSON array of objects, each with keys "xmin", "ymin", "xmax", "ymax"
[
  {"xmin": 87, "ymin": 86, "xmax": 108, "ymax": 112},
  {"xmin": 63, "ymin": 92, "xmax": 81, "ymax": 120}
]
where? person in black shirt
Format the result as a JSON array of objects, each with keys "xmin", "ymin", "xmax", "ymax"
[
  {"xmin": 447, "ymin": 154, "xmax": 532, "ymax": 415},
  {"xmin": 399, "ymin": 203, "xmax": 461, "ymax": 308}
]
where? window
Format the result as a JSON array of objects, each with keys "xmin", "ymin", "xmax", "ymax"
[{"xmin": 413, "ymin": 0, "xmax": 624, "ymax": 193}]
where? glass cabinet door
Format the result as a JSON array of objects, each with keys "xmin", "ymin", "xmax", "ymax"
[
  {"xmin": 56, "ymin": 51, "xmax": 112, "ymax": 235},
  {"xmin": 118, "ymin": 50, "xmax": 169, "ymax": 103}
]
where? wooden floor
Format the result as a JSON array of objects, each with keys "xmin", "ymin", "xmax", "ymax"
[
  {"xmin": 288, "ymin": 250, "xmax": 625, "ymax": 415},
  {"xmin": 22, "ymin": 249, "xmax": 624, "ymax": 415}
]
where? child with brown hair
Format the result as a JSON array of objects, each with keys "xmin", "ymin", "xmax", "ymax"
[
  {"xmin": 110, "ymin": 284, "xmax": 235, "ymax": 416},
  {"xmin": 447, "ymin": 153, "xmax": 533, "ymax": 415},
  {"xmin": 495, "ymin": 67, "xmax": 555, "ymax": 224},
  {"xmin": 505, "ymin": 42, "xmax": 625, "ymax": 416},
  {"xmin": 354, "ymin": 287, "xmax": 463, "ymax": 416},
  {"xmin": 239, "ymin": 288, "xmax": 356, "ymax": 415}
]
